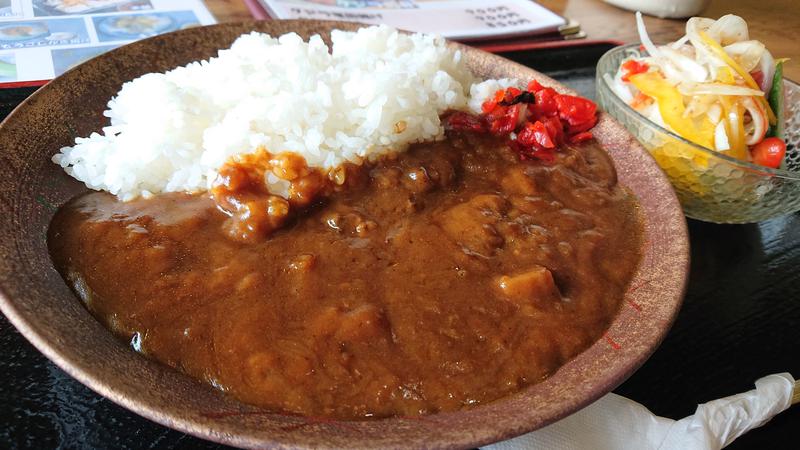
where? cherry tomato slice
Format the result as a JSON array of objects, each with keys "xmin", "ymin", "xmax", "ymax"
[{"xmin": 750, "ymin": 137, "xmax": 787, "ymax": 169}]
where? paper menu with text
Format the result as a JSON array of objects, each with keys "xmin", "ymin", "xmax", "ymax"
[
  {"xmin": 259, "ymin": 0, "xmax": 566, "ymax": 41},
  {"xmin": 0, "ymin": 0, "xmax": 215, "ymax": 86}
]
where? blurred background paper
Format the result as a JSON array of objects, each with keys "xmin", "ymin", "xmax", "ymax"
[
  {"xmin": 257, "ymin": 0, "xmax": 566, "ymax": 41},
  {"xmin": 485, "ymin": 373, "xmax": 796, "ymax": 450}
]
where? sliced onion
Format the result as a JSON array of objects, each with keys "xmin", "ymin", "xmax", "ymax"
[
  {"xmin": 683, "ymin": 94, "xmax": 715, "ymax": 119},
  {"xmin": 727, "ymin": 104, "xmax": 743, "ymax": 153},
  {"xmin": 686, "ymin": 17, "xmax": 716, "ymax": 36},
  {"xmin": 604, "ymin": 73, "xmax": 634, "ymax": 103},
  {"xmin": 708, "ymin": 14, "xmax": 749, "ymax": 45},
  {"xmin": 686, "ymin": 17, "xmax": 716, "ymax": 41},
  {"xmin": 724, "ymin": 40, "xmax": 765, "ymax": 72},
  {"xmin": 661, "ymin": 47, "xmax": 708, "ymax": 81},
  {"xmin": 670, "ymin": 35, "xmax": 689, "ymax": 49},
  {"xmin": 642, "ymin": 102, "xmax": 667, "ymax": 128},
  {"xmin": 661, "ymin": 60, "xmax": 689, "ymax": 85},
  {"xmin": 636, "ymin": 11, "xmax": 662, "ymax": 59},
  {"xmin": 678, "ymin": 82, "xmax": 765, "ymax": 97},
  {"xmin": 707, "ymin": 103, "xmax": 722, "ymax": 123},
  {"xmin": 686, "ymin": 17, "xmax": 727, "ymax": 70},
  {"xmin": 714, "ymin": 120, "xmax": 730, "ymax": 151},
  {"xmin": 673, "ymin": 43, "xmax": 696, "ymax": 59},
  {"xmin": 742, "ymin": 96, "xmax": 767, "ymax": 145}
]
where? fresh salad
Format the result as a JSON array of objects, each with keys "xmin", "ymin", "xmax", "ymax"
[{"xmin": 605, "ymin": 12, "xmax": 788, "ymax": 168}]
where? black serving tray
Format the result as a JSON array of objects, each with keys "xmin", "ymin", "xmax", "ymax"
[{"xmin": 2, "ymin": 43, "xmax": 798, "ymax": 449}]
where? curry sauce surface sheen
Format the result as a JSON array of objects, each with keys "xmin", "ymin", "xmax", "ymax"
[{"xmin": 49, "ymin": 133, "xmax": 642, "ymax": 419}]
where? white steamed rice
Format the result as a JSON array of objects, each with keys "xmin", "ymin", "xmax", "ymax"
[{"xmin": 53, "ymin": 25, "xmax": 510, "ymax": 201}]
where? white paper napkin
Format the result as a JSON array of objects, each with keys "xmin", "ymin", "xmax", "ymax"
[{"xmin": 485, "ymin": 373, "xmax": 795, "ymax": 450}]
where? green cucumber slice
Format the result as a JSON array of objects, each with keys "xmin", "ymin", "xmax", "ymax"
[{"xmin": 767, "ymin": 61, "xmax": 784, "ymax": 139}]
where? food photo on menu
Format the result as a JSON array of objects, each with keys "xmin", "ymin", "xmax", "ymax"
[
  {"xmin": 0, "ymin": 0, "xmax": 798, "ymax": 449},
  {"xmin": 32, "ymin": 0, "xmax": 154, "ymax": 16}
]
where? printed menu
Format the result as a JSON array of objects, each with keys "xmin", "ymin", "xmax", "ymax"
[
  {"xmin": 0, "ymin": 0, "xmax": 215, "ymax": 85},
  {"xmin": 258, "ymin": 0, "xmax": 567, "ymax": 41}
]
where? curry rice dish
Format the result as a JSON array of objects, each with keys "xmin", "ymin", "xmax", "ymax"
[
  {"xmin": 49, "ymin": 127, "xmax": 641, "ymax": 418},
  {"xmin": 47, "ymin": 26, "xmax": 643, "ymax": 420}
]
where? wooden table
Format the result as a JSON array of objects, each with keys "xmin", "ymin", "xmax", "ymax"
[{"xmin": 206, "ymin": 0, "xmax": 800, "ymax": 81}]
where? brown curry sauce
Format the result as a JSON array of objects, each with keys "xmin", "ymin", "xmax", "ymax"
[{"xmin": 48, "ymin": 129, "xmax": 642, "ymax": 419}]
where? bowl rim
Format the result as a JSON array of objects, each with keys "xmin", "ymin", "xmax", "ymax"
[
  {"xmin": 597, "ymin": 42, "xmax": 800, "ymax": 181},
  {"xmin": 0, "ymin": 20, "xmax": 690, "ymax": 449}
]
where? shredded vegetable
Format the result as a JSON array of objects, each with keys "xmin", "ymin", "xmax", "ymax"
[
  {"xmin": 629, "ymin": 72, "xmax": 715, "ymax": 148},
  {"xmin": 610, "ymin": 12, "xmax": 788, "ymax": 168}
]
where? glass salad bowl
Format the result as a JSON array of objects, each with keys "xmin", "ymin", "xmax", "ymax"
[{"xmin": 597, "ymin": 44, "xmax": 800, "ymax": 224}]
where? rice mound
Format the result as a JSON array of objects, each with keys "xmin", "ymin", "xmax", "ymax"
[{"xmin": 53, "ymin": 25, "xmax": 480, "ymax": 201}]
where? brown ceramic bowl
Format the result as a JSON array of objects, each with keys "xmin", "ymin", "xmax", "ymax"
[{"xmin": 0, "ymin": 20, "xmax": 688, "ymax": 449}]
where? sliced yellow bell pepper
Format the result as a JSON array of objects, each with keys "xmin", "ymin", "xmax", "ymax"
[
  {"xmin": 698, "ymin": 30, "xmax": 777, "ymax": 125},
  {"xmin": 716, "ymin": 66, "xmax": 735, "ymax": 84},
  {"xmin": 629, "ymin": 72, "xmax": 715, "ymax": 149}
]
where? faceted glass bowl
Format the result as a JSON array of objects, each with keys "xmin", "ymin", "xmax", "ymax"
[{"xmin": 597, "ymin": 44, "xmax": 800, "ymax": 223}]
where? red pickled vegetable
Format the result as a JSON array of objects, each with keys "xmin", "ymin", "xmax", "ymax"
[
  {"xmin": 503, "ymin": 87, "xmax": 522, "ymax": 103},
  {"xmin": 568, "ymin": 131, "xmax": 594, "ymax": 144},
  {"xmin": 555, "ymin": 94, "xmax": 598, "ymax": 132},
  {"xmin": 527, "ymin": 79, "xmax": 544, "ymax": 92},
  {"xmin": 541, "ymin": 116, "xmax": 564, "ymax": 146},
  {"xmin": 487, "ymin": 103, "xmax": 521, "ymax": 135},
  {"xmin": 532, "ymin": 88, "xmax": 559, "ymax": 118},
  {"xmin": 621, "ymin": 59, "xmax": 650, "ymax": 82},
  {"xmin": 444, "ymin": 111, "xmax": 487, "ymax": 133},
  {"xmin": 518, "ymin": 121, "xmax": 555, "ymax": 149},
  {"xmin": 481, "ymin": 90, "xmax": 505, "ymax": 113},
  {"xmin": 448, "ymin": 80, "xmax": 599, "ymax": 162}
]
